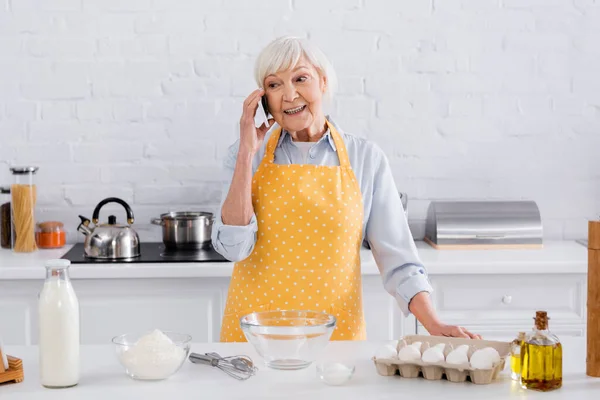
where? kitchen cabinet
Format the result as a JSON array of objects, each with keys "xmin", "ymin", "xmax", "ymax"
[
  {"xmin": 0, "ymin": 273, "xmax": 585, "ymax": 345},
  {"xmin": 0, "ymin": 241, "xmax": 587, "ymax": 345},
  {"xmin": 0, "ymin": 276, "xmax": 410, "ymax": 345},
  {"xmin": 417, "ymin": 274, "xmax": 587, "ymax": 341}
]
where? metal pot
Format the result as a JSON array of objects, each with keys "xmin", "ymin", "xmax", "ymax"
[{"xmin": 151, "ymin": 211, "xmax": 214, "ymax": 250}]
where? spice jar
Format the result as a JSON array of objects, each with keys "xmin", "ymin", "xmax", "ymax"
[
  {"xmin": 1, "ymin": 186, "xmax": 11, "ymax": 249},
  {"xmin": 36, "ymin": 221, "xmax": 66, "ymax": 249},
  {"xmin": 10, "ymin": 166, "xmax": 39, "ymax": 253}
]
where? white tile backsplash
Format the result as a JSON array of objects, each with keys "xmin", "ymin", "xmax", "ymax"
[{"xmin": 0, "ymin": 0, "xmax": 597, "ymax": 242}]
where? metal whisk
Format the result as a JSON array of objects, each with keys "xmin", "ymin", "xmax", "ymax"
[{"xmin": 189, "ymin": 352, "xmax": 257, "ymax": 380}]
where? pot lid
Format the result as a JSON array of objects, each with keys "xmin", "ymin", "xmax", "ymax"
[{"xmin": 160, "ymin": 211, "xmax": 213, "ymax": 220}]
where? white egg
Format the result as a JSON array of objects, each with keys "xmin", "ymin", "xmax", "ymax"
[
  {"xmin": 411, "ymin": 341, "xmax": 423, "ymax": 352},
  {"xmin": 421, "ymin": 343, "xmax": 446, "ymax": 363},
  {"xmin": 470, "ymin": 347, "xmax": 501, "ymax": 369},
  {"xmin": 375, "ymin": 344, "xmax": 398, "ymax": 360},
  {"xmin": 398, "ymin": 344, "xmax": 422, "ymax": 362},
  {"xmin": 446, "ymin": 344, "xmax": 470, "ymax": 365},
  {"xmin": 431, "ymin": 343, "xmax": 446, "ymax": 352}
]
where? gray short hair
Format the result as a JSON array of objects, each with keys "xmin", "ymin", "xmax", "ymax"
[{"xmin": 254, "ymin": 36, "xmax": 337, "ymax": 100}]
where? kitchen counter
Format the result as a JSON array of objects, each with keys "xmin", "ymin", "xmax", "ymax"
[
  {"xmin": 2, "ymin": 338, "xmax": 598, "ymax": 399},
  {"xmin": 0, "ymin": 240, "xmax": 589, "ymax": 345},
  {"xmin": 0, "ymin": 240, "xmax": 587, "ymax": 280}
]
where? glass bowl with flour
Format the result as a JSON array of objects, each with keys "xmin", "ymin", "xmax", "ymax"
[{"xmin": 112, "ymin": 329, "xmax": 192, "ymax": 380}]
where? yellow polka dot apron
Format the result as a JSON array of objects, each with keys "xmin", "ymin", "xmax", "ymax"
[{"xmin": 220, "ymin": 121, "xmax": 366, "ymax": 342}]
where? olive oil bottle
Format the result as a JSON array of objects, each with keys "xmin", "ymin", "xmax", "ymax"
[{"xmin": 520, "ymin": 311, "xmax": 562, "ymax": 391}]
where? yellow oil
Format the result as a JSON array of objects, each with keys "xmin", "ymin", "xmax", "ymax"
[
  {"xmin": 510, "ymin": 354, "xmax": 521, "ymax": 380},
  {"xmin": 520, "ymin": 342, "xmax": 562, "ymax": 391}
]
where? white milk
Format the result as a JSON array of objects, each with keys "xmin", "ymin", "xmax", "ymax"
[{"xmin": 38, "ymin": 259, "xmax": 80, "ymax": 388}]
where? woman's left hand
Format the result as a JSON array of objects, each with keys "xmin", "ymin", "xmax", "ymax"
[{"xmin": 427, "ymin": 322, "xmax": 482, "ymax": 340}]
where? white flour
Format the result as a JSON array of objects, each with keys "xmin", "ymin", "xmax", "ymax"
[{"xmin": 119, "ymin": 329, "xmax": 186, "ymax": 379}]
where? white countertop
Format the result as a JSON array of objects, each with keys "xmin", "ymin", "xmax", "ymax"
[
  {"xmin": 0, "ymin": 241, "xmax": 587, "ymax": 280},
  {"xmin": 1, "ymin": 338, "xmax": 597, "ymax": 399}
]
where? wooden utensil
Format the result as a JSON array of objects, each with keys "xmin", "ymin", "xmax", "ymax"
[
  {"xmin": 0, "ymin": 348, "xmax": 24, "ymax": 384},
  {"xmin": 587, "ymin": 220, "xmax": 600, "ymax": 377}
]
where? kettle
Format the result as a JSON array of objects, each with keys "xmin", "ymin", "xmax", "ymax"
[{"xmin": 77, "ymin": 197, "xmax": 140, "ymax": 259}]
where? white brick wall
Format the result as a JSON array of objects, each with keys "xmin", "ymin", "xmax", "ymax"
[{"xmin": 0, "ymin": 0, "xmax": 598, "ymax": 244}]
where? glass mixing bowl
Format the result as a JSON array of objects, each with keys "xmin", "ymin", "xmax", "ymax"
[
  {"xmin": 240, "ymin": 310, "xmax": 336, "ymax": 370},
  {"xmin": 112, "ymin": 331, "xmax": 192, "ymax": 380}
]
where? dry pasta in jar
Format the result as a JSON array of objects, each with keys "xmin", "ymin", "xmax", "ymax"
[{"xmin": 10, "ymin": 167, "xmax": 39, "ymax": 253}]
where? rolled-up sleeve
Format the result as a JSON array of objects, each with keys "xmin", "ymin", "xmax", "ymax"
[
  {"xmin": 211, "ymin": 140, "xmax": 258, "ymax": 262},
  {"xmin": 365, "ymin": 146, "xmax": 433, "ymax": 317}
]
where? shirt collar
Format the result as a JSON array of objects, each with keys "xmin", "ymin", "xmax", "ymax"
[{"xmin": 275, "ymin": 121, "xmax": 338, "ymax": 152}]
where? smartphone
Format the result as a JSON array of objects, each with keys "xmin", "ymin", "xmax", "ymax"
[
  {"xmin": 254, "ymin": 94, "xmax": 270, "ymax": 128},
  {"xmin": 261, "ymin": 95, "xmax": 269, "ymax": 116}
]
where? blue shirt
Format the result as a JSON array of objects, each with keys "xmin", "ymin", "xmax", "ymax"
[{"xmin": 212, "ymin": 117, "xmax": 433, "ymax": 316}]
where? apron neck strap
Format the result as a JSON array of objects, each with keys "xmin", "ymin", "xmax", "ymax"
[{"xmin": 263, "ymin": 120, "xmax": 351, "ymax": 168}]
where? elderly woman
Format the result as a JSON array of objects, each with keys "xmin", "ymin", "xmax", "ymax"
[{"xmin": 212, "ymin": 36, "xmax": 480, "ymax": 342}]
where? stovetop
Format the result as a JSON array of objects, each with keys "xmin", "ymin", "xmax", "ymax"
[{"xmin": 61, "ymin": 242, "xmax": 229, "ymax": 264}]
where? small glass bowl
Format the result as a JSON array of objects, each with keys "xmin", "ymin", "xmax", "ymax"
[
  {"xmin": 240, "ymin": 310, "xmax": 336, "ymax": 370},
  {"xmin": 316, "ymin": 362, "xmax": 355, "ymax": 386},
  {"xmin": 112, "ymin": 331, "xmax": 192, "ymax": 380}
]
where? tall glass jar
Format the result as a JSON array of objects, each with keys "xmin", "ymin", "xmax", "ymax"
[
  {"xmin": 10, "ymin": 166, "xmax": 38, "ymax": 253},
  {"xmin": 0, "ymin": 186, "xmax": 10, "ymax": 249},
  {"xmin": 39, "ymin": 259, "xmax": 80, "ymax": 388}
]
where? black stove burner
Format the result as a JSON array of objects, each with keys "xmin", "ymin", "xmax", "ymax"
[{"xmin": 61, "ymin": 242, "xmax": 229, "ymax": 264}]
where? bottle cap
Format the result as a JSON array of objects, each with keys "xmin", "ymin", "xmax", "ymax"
[
  {"xmin": 534, "ymin": 311, "xmax": 549, "ymax": 330},
  {"xmin": 45, "ymin": 259, "xmax": 71, "ymax": 270},
  {"xmin": 9, "ymin": 166, "xmax": 39, "ymax": 175}
]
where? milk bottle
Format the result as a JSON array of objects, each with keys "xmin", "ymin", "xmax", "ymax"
[{"xmin": 38, "ymin": 259, "xmax": 80, "ymax": 388}]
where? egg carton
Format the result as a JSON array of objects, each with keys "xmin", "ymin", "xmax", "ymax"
[{"xmin": 372, "ymin": 335, "xmax": 511, "ymax": 385}]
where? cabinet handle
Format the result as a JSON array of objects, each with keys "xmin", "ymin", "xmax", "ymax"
[{"xmin": 502, "ymin": 295, "xmax": 512, "ymax": 305}]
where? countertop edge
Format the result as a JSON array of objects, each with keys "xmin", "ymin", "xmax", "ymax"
[{"xmin": 0, "ymin": 240, "xmax": 588, "ymax": 280}]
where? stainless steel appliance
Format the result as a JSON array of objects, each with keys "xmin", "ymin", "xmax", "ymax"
[
  {"xmin": 77, "ymin": 197, "xmax": 141, "ymax": 260},
  {"xmin": 151, "ymin": 211, "xmax": 214, "ymax": 250},
  {"xmin": 61, "ymin": 242, "xmax": 228, "ymax": 263},
  {"xmin": 69, "ymin": 198, "xmax": 227, "ymax": 264},
  {"xmin": 424, "ymin": 200, "xmax": 543, "ymax": 249}
]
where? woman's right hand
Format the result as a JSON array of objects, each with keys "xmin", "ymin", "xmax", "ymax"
[{"xmin": 239, "ymin": 88, "xmax": 274, "ymax": 156}]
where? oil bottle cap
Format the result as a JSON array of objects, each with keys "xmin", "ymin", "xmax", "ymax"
[{"xmin": 534, "ymin": 311, "xmax": 549, "ymax": 330}]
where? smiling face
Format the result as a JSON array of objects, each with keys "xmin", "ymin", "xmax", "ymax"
[{"xmin": 263, "ymin": 56, "xmax": 327, "ymax": 136}]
